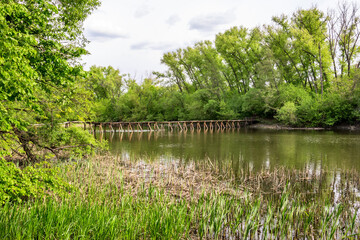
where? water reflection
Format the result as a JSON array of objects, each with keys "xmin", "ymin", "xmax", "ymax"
[{"xmin": 99, "ymin": 129, "xmax": 360, "ymax": 174}]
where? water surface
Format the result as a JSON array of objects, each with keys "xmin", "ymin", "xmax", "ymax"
[{"xmin": 99, "ymin": 129, "xmax": 360, "ymax": 173}]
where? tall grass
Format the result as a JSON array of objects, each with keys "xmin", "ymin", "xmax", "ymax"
[{"xmin": 0, "ymin": 155, "xmax": 359, "ymax": 239}]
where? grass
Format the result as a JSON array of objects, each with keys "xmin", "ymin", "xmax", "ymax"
[{"xmin": 0, "ymin": 155, "xmax": 359, "ymax": 239}]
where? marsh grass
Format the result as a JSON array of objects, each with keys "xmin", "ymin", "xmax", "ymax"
[{"xmin": 0, "ymin": 155, "xmax": 359, "ymax": 239}]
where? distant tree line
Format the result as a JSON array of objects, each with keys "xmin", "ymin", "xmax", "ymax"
[{"xmin": 89, "ymin": 3, "xmax": 360, "ymax": 126}]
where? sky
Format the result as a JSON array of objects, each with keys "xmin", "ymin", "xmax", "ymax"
[{"xmin": 81, "ymin": 0, "xmax": 340, "ymax": 80}]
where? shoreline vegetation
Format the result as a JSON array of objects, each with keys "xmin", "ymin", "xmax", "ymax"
[{"xmin": 1, "ymin": 155, "xmax": 359, "ymax": 239}]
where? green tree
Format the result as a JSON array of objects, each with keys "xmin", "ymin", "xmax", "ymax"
[
  {"xmin": 328, "ymin": 2, "xmax": 360, "ymax": 85},
  {"xmin": 88, "ymin": 65, "xmax": 124, "ymax": 100},
  {"xmin": 0, "ymin": 0, "xmax": 100, "ymax": 161},
  {"xmin": 181, "ymin": 41, "xmax": 226, "ymax": 94},
  {"xmin": 265, "ymin": 15, "xmax": 308, "ymax": 87},
  {"xmin": 292, "ymin": 7, "xmax": 332, "ymax": 95},
  {"xmin": 161, "ymin": 52, "xmax": 188, "ymax": 93},
  {"xmin": 215, "ymin": 26, "xmax": 264, "ymax": 93}
]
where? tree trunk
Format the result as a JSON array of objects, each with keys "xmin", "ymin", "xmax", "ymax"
[{"xmin": 319, "ymin": 44, "xmax": 324, "ymax": 97}]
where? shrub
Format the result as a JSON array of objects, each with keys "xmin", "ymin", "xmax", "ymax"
[
  {"xmin": 36, "ymin": 126, "xmax": 106, "ymax": 160},
  {"xmin": 0, "ymin": 160, "xmax": 73, "ymax": 205},
  {"xmin": 218, "ymin": 100, "xmax": 236, "ymax": 119},
  {"xmin": 186, "ymin": 89, "xmax": 214, "ymax": 120},
  {"xmin": 278, "ymin": 84, "xmax": 312, "ymax": 105},
  {"xmin": 241, "ymin": 89, "xmax": 266, "ymax": 117},
  {"xmin": 275, "ymin": 102, "xmax": 298, "ymax": 125},
  {"xmin": 318, "ymin": 93, "xmax": 357, "ymax": 126},
  {"xmin": 296, "ymin": 96, "xmax": 321, "ymax": 126}
]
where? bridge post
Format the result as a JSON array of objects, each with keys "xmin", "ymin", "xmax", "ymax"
[
  {"xmin": 216, "ymin": 121, "xmax": 220, "ymax": 130},
  {"xmin": 168, "ymin": 122, "xmax": 173, "ymax": 132},
  {"xmin": 182, "ymin": 122, "xmax": 187, "ymax": 131},
  {"xmin": 220, "ymin": 121, "xmax": 225, "ymax": 131},
  {"xmin": 204, "ymin": 122, "xmax": 209, "ymax": 132},
  {"xmin": 154, "ymin": 122, "xmax": 160, "ymax": 131},
  {"xmin": 148, "ymin": 122, "xmax": 153, "ymax": 132},
  {"xmin": 177, "ymin": 122, "xmax": 183, "ymax": 131}
]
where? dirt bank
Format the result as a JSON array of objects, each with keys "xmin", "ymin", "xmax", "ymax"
[{"xmin": 249, "ymin": 122, "xmax": 360, "ymax": 131}]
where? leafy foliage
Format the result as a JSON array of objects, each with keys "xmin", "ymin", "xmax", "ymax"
[
  {"xmin": 36, "ymin": 126, "xmax": 107, "ymax": 160},
  {"xmin": 0, "ymin": 160, "xmax": 73, "ymax": 204},
  {"xmin": 0, "ymin": 0, "xmax": 100, "ymax": 161},
  {"xmin": 275, "ymin": 102, "xmax": 298, "ymax": 125}
]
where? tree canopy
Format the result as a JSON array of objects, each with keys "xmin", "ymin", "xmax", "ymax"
[{"xmin": 0, "ymin": 0, "xmax": 100, "ymax": 161}]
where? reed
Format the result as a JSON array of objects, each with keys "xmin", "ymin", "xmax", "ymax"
[{"xmin": 0, "ymin": 155, "xmax": 359, "ymax": 239}]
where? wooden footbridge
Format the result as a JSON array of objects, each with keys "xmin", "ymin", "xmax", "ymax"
[{"xmin": 66, "ymin": 118, "xmax": 258, "ymax": 133}]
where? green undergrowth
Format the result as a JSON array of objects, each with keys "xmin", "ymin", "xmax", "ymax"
[
  {"xmin": 0, "ymin": 158, "xmax": 359, "ymax": 239},
  {"xmin": 0, "ymin": 184, "xmax": 358, "ymax": 239},
  {"xmin": 0, "ymin": 160, "xmax": 73, "ymax": 205}
]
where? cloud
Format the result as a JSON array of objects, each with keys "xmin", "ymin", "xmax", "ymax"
[
  {"xmin": 134, "ymin": 5, "xmax": 151, "ymax": 18},
  {"xmin": 131, "ymin": 42, "xmax": 176, "ymax": 52},
  {"xmin": 87, "ymin": 29, "xmax": 128, "ymax": 40},
  {"xmin": 189, "ymin": 9, "xmax": 236, "ymax": 32},
  {"xmin": 86, "ymin": 23, "xmax": 128, "ymax": 42},
  {"xmin": 131, "ymin": 42, "xmax": 149, "ymax": 50},
  {"xmin": 166, "ymin": 14, "xmax": 181, "ymax": 26}
]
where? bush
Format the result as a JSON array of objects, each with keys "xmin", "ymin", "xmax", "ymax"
[
  {"xmin": 241, "ymin": 89, "xmax": 266, "ymax": 117},
  {"xmin": 275, "ymin": 102, "xmax": 298, "ymax": 125},
  {"xmin": 0, "ymin": 160, "xmax": 73, "ymax": 204},
  {"xmin": 36, "ymin": 126, "xmax": 106, "ymax": 160},
  {"xmin": 296, "ymin": 96, "xmax": 321, "ymax": 126},
  {"xmin": 278, "ymin": 84, "xmax": 312, "ymax": 106},
  {"xmin": 161, "ymin": 91, "xmax": 186, "ymax": 121},
  {"xmin": 224, "ymin": 92, "xmax": 243, "ymax": 118},
  {"xmin": 318, "ymin": 93, "xmax": 357, "ymax": 126},
  {"xmin": 218, "ymin": 100, "xmax": 236, "ymax": 119},
  {"xmin": 186, "ymin": 89, "xmax": 214, "ymax": 120}
]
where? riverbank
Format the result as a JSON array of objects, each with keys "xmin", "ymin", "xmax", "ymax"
[
  {"xmin": 0, "ymin": 155, "xmax": 359, "ymax": 239},
  {"xmin": 250, "ymin": 120, "xmax": 360, "ymax": 131},
  {"xmin": 250, "ymin": 123, "xmax": 325, "ymax": 130}
]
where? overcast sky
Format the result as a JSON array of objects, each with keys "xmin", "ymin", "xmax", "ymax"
[{"xmin": 81, "ymin": 0, "xmax": 340, "ymax": 80}]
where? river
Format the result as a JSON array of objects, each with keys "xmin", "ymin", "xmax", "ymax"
[{"xmin": 98, "ymin": 128, "xmax": 360, "ymax": 173}]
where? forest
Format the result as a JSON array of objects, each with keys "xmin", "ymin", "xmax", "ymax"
[{"xmin": 87, "ymin": 4, "xmax": 360, "ymax": 127}]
